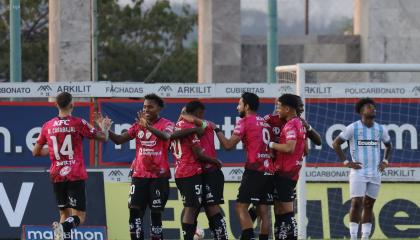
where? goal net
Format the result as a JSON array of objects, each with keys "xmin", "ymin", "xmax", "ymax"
[{"xmin": 276, "ymin": 63, "xmax": 420, "ymax": 239}]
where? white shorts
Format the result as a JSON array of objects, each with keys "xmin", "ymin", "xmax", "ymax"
[{"xmin": 349, "ymin": 174, "xmax": 381, "ymax": 199}]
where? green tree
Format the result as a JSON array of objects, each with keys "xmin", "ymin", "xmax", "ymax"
[
  {"xmin": 0, "ymin": 0, "xmax": 48, "ymax": 82},
  {"xmin": 98, "ymin": 0, "xmax": 197, "ymax": 82}
]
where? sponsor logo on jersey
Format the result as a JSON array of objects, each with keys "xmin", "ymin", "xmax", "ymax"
[
  {"xmin": 357, "ymin": 140, "xmax": 379, "ymax": 146},
  {"xmin": 59, "ymin": 166, "xmax": 72, "ymax": 176}
]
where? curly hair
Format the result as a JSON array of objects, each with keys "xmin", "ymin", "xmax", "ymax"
[{"xmin": 355, "ymin": 98, "xmax": 375, "ymax": 113}]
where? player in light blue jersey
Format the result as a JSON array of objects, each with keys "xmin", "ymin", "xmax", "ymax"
[{"xmin": 332, "ymin": 98, "xmax": 392, "ymax": 240}]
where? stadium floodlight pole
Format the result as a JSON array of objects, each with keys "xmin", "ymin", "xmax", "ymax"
[
  {"xmin": 267, "ymin": 0, "xmax": 278, "ymax": 83},
  {"xmin": 10, "ymin": 0, "xmax": 22, "ymax": 82}
]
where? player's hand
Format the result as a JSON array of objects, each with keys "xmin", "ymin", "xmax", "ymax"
[
  {"xmin": 94, "ymin": 112, "xmax": 104, "ymax": 127},
  {"xmin": 345, "ymin": 161, "xmax": 362, "ymax": 169},
  {"xmin": 136, "ymin": 112, "xmax": 149, "ymax": 128},
  {"xmin": 300, "ymin": 118, "xmax": 311, "ymax": 131},
  {"xmin": 101, "ymin": 116, "xmax": 113, "ymax": 131},
  {"xmin": 378, "ymin": 161, "xmax": 388, "ymax": 172}
]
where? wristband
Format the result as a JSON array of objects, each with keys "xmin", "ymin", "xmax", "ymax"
[
  {"xmin": 269, "ymin": 142, "xmax": 275, "ymax": 149},
  {"xmin": 214, "ymin": 128, "xmax": 222, "ymax": 133},
  {"xmin": 307, "ymin": 125, "xmax": 312, "ymax": 132},
  {"xmin": 343, "ymin": 160, "xmax": 350, "ymax": 166},
  {"xmin": 201, "ymin": 120, "xmax": 207, "ymax": 129},
  {"xmin": 382, "ymin": 159, "xmax": 389, "ymax": 165}
]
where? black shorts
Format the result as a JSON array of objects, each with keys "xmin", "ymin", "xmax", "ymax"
[
  {"xmin": 175, "ymin": 174, "xmax": 203, "ymax": 208},
  {"xmin": 53, "ymin": 180, "xmax": 86, "ymax": 211},
  {"xmin": 129, "ymin": 177, "xmax": 170, "ymax": 211},
  {"xmin": 202, "ymin": 169, "xmax": 225, "ymax": 206},
  {"xmin": 237, "ymin": 169, "xmax": 274, "ymax": 205},
  {"xmin": 273, "ymin": 173, "xmax": 297, "ymax": 202}
]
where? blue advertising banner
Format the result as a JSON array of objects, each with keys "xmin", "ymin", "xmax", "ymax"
[
  {"xmin": 98, "ymin": 99, "xmax": 275, "ymax": 166},
  {"xmin": 99, "ymin": 99, "xmax": 420, "ymax": 166},
  {"xmin": 0, "ymin": 103, "xmax": 93, "ymax": 167},
  {"xmin": 0, "ymin": 172, "xmax": 106, "ymax": 239},
  {"xmin": 22, "ymin": 225, "xmax": 107, "ymax": 240}
]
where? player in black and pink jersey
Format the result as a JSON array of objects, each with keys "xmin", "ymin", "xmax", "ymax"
[
  {"xmin": 215, "ymin": 92, "xmax": 274, "ymax": 240},
  {"xmin": 171, "ymin": 106, "xmax": 222, "ymax": 240},
  {"xmin": 171, "ymin": 100, "xmax": 228, "ymax": 240},
  {"xmin": 100, "ymin": 93, "xmax": 174, "ymax": 240},
  {"xmin": 32, "ymin": 92, "xmax": 111, "ymax": 240}
]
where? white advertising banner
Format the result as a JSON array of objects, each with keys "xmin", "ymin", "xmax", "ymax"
[
  {"xmin": 2, "ymin": 82, "xmax": 420, "ymax": 98},
  {"xmin": 101, "ymin": 167, "xmax": 420, "ymax": 183}
]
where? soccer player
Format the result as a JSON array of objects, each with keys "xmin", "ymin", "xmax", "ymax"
[
  {"xmin": 171, "ymin": 105, "xmax": 222, "ymax": 240},
  {"xmin": 332, "ymin": 98, "xmax": 392, "ymax": 240},
  {"xmin": 172, "ymin": 100, "xmax": 228, "ymax": 239},
  {"xmin": 268, "ymin": 94, "xmax": 307, "ymax": 240},
  {"xmin": 103, "ymin": 93, "xmax": 174, "ymax": 240},
  {"xmin": 32, "ymin": 92, "xmax": 111, "ymax": 240},
  {"xmin": 215, "ymin": 92, "xmax": 274, "ymax": 240}
]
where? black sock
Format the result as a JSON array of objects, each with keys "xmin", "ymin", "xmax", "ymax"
[
  {"xmin": 289, "ymin": 214, "xmax": 298, "ymax": 240},
  {"xmin": 259, "ymin": 234, "xmax": 269, "ymax": 240},
  {"xmin": 209, "ymin": 213, "xmax": 228, "ymax": 240},
  {"xmin": 129, "ymin": 208, "xmax": 144, "ymax": 240},
  {"xmin": 248, "ymin": 206, "xmax": 258, "ymax": 223},
  {"xmin": 240, "ymin": 228, "xmax": 255, "ymax": 240},
  {"xmin": 274, "ymin": 213, "xmax": 294, "ymax": 240},
  {"xmin": 61, "ymin": 215, "xmax": 81, "ymax": 240},
  {"xmin": 182, "ymin": 222, "xmax": 196, "ymax": 240},
  {"xmin": 150, "ymin": 211, "xmax": 163, "ymax": 240}
]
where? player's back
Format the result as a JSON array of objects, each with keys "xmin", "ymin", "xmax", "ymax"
[
  {"xmin": 200, "ymin": 120, "xmax": 218, "ymax": 171},
  {"xmin": 172, "ymin": 120, "xmax": 203, "ymax": 178},
  {"xmin": 39, "ymin": 116, "xmax": 97, "ymax": 182},
  {"xmin": 234, "ymin": 114, "xmax": 273, "ymax": 173}
]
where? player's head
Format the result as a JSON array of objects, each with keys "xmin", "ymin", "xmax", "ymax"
[
  {"xmin": 277, "ymin": 94, "xmax": 299, "ymax": 119},
  {"xmin": 143, "ymin": 93, "xmax": 164, "ymax": 121},
  {"xmin": 356, "ymin": 98, "xmax": 376, "ymax": 119},
  {"xmin": 238, "ymin": 92, "xmax": 259, "ymax": 118},
  {"xmin": 55, "ymin": 92, "xmax": 73, "ymax": 111},
  {"xmin": 296, "ymin": 96, "xmax": 304, "ymax": 116},
  {"xmin": 185, "ymin": 100, "xmax": 205, "ymax": 118}
]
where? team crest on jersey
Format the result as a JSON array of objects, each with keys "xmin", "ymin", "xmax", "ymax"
[
  {"xmin": 145, "ymin": 131, "xmax": 152, "ymax": 139},
  {"xmin": 138, "ymin": 130, "xmax": 144, "ymax": 139},
  {"xmin": 273, "ymin": 127, "xmax": 280, "ymax": 135},
  {"xmin": 59, "ymin": 166, "xmax": 72, "ymax": 176}
]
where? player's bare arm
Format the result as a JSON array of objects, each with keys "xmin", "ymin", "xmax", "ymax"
[
  {"xmin": 301, "ymin": 118, "xmax": 322, "ymax": 146},
  {"xmin": 269, "ymin": 139, "xmax": 296, "ymax": 153},
  {"xmin": 32, "ymin": 143, "xmax": 49, "ymax": 157},
  {"xmin": 215, "ymin": 130, "xmax": 241, "ymax": 150},
  {"xmin": 191, "ymin": 146, "xmax": 222, "ymax": 168},
  {"xmin": 170, "ymin": 127, "xmax": 204, "ymax": 140},
  {"xmin": 332, "ymin": 136, "xmax": 362, "ymax": 169},
  {"xmin": 379, "ymin": 141, "xmax": 392, "ymax": 172},
  {"xmin": 137, "ymin": 111, "xmax": 171, "ymax": 140}
]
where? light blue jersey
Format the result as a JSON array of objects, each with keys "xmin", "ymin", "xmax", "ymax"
[{"xmin": 339, "ymin": 120, "xmax": 391, "ymax": 177}]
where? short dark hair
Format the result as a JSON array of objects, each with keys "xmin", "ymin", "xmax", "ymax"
[
  {"xmin": 241, "ymin": 92, "xmax": 259, "ymax": 111},
  {"xmin": 278, "ymin": 94, "xmax": 300, "ymax": 110},
  {"xmin": 355, "ymin": 98, "xmax": 375, "ymax": 113},
  {"xmin": 56, "ymin": 92, "xmax": 72, "ymax": 109},
  {"xmin": 185, "ymin": 100, "xmax": 205, "ymax": 114},
  {"xmin": 144, "ymin": 93, "xmax": 164, "ymax": 108}
]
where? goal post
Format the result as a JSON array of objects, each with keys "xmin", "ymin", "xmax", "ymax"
[{"xmin": 275, "ymin": 63, "xmax": 420, "ymax": 239}]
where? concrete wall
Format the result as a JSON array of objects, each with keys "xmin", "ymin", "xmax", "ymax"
[
  {"xmin": 49, "ymin": 0, "xmax": 91, "ymax": 82},
  {"xmin": 241, "ymin": 35, "xmax": 361, "ymax": 83}
]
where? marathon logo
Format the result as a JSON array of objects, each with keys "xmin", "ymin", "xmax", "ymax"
[
  {"xmin": 23, "ymin": 225, "xmax": 107, "ymax": 240},
  {"xmin": 357, "ymin": 140, "xmax": 379, "ymax": 146}
]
